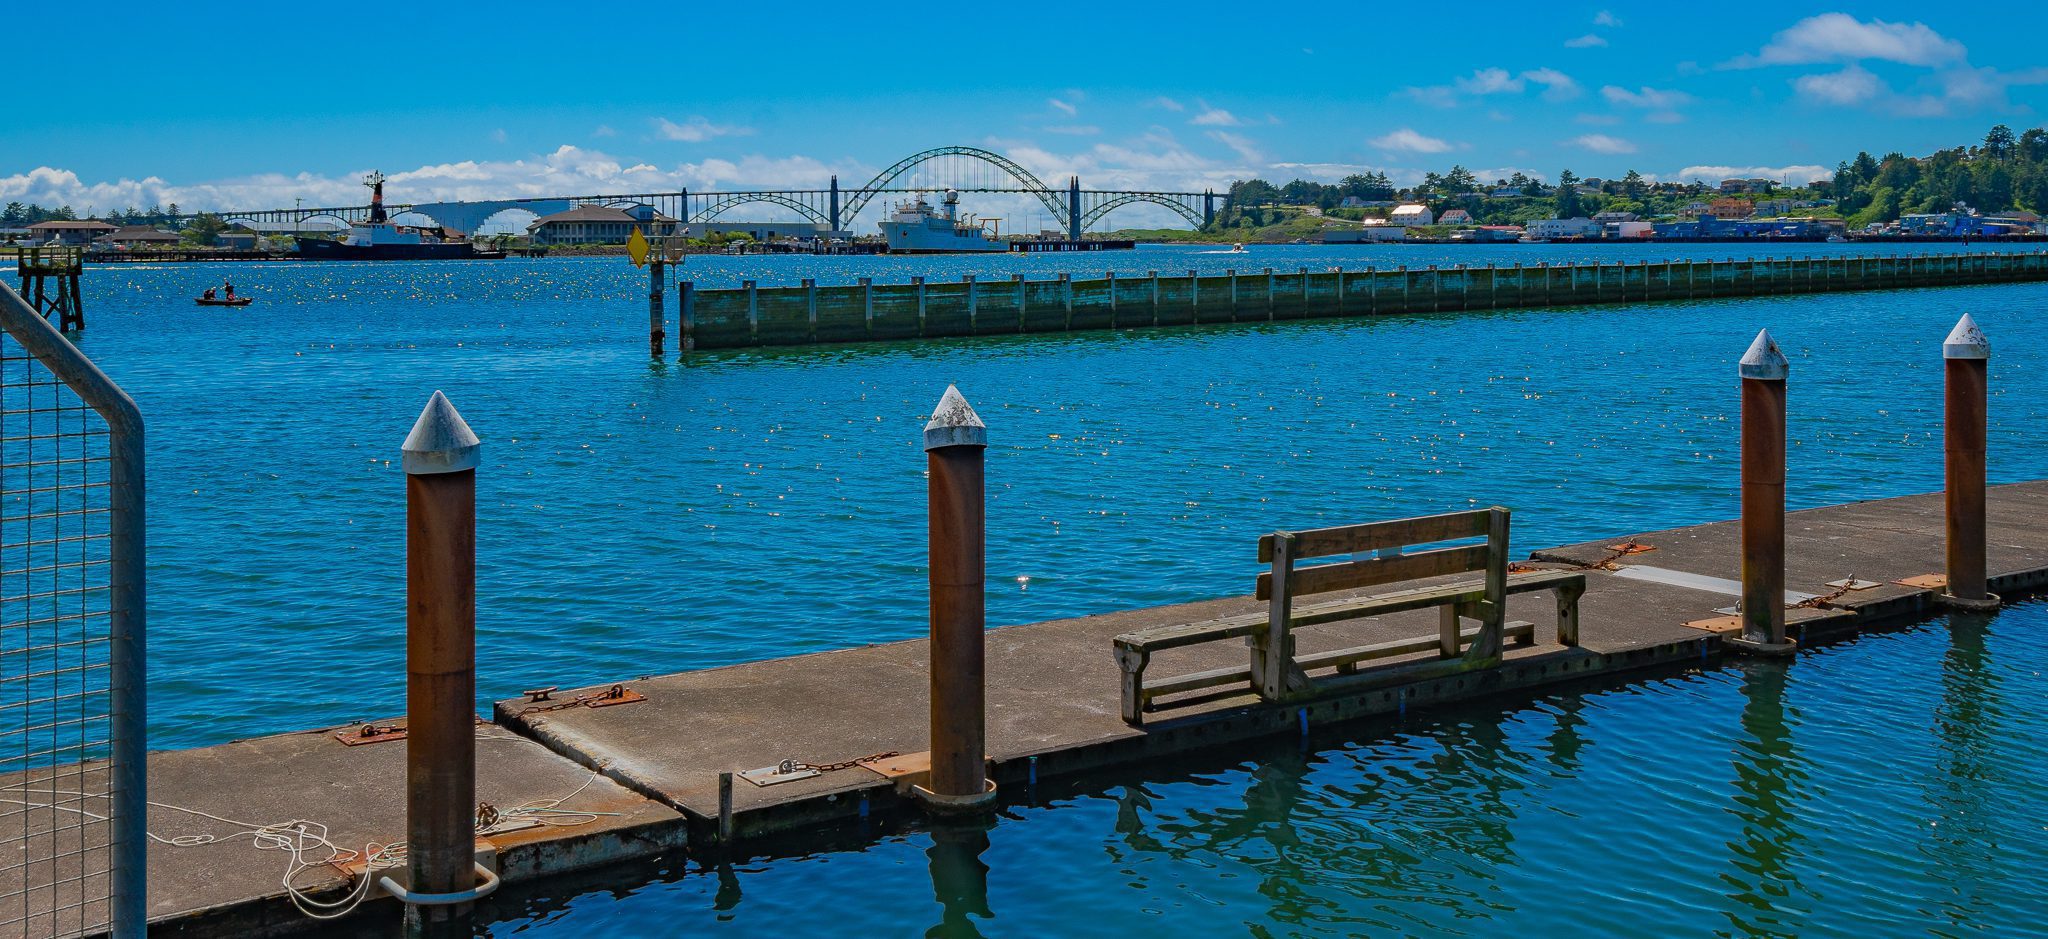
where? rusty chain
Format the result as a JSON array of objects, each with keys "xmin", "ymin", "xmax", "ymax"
[
  {"xmin": 520, "ymin": 683, "xmax": 635, "ymax": 715},
  {"xmin": 794, "ymin": 750, "xmax": 900, "ymax": 773},
  {"xmin": 1792, "ymin": 578, "xmax": 1858, "ymax": 610}
]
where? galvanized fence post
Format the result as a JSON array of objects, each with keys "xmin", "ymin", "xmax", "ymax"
[{"xmin": 0, "ymin": 283, "xmax": 147, "ymax": 939}]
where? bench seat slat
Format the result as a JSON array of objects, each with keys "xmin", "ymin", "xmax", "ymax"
[
  {"xmin": 1257, "ymin": 543, "xmax": 1490, "ymax": 600},
  {"xmin": 1296, "ymin": 621, "xmax": 1532, "ymax": 672},
  {"xmin": 1143, "ymin": 664, "xmax": 1254, "ymax": 700},
  {"xmin": 1117, "ymin": 570, "xmax": 1587, "ymax": 651},
  {"xmin": 1258, "ymin": 509, "xmax": 1494, "ymax": 563}
]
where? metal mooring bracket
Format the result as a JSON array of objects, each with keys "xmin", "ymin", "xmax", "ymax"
[
  {"xmin": 334, "ymin": 723, "xmax": 408, "ymax": 747},
  {"xmin": 739, "ymin": 759, "xmax": 821, "ymax": 787}
]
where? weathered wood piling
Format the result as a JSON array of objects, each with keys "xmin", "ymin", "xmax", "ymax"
[{"xmin": 667, "ymin": 250, "xmax": 2048, "ymax": 351}]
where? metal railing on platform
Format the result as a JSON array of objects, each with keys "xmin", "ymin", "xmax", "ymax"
[{"xmin": 0, "ymin": 282, "xmax": 145, "ymax": 939}]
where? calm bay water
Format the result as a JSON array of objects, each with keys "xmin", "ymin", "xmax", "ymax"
[
  {"xmin": 22, "ymin": 240, "xmax": 2048, "ymax": 934},
  {"xmin": 40, "ymin": 241, "xmax": 2048, "ymax": 749},
  {"xmin": 486, "ymin": 604, "xmax": 2048, "ymax": 937}
]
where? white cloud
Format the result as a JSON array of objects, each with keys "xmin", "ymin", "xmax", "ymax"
[
  {"xmin": 491, "ymin": 128, "xmax": 508, "ymax": 144},
  {"xmin": 1568, "ymin": 133, "xmax": 1637, "ymax": 154},
  {"xmin": 1565, "ymin": 33, "xmax": 1608, "ymax": 48},
  {"xmin": 1369, "ymin": 128, "xmax": 1454, "ymax": 154},
  {"xmin": 1404, "ymin": 67, "xmax": 1578, "ymax": 107},
  {"xmin": 593, "ymin": 125, "xmax": 617, "ymax": 138},
  {"xmin": 1594, "ymin": 10, "xmax": 1621, "ymax": 27},
  {"xmin": 1048, "ymin": 98, "xmax": 1078, "ymax": 116},
  {"xmin": 652, "ymin": 116, "xmax": 754, "ymax": 142},
  {"xmin": 1575, "ymin": 113, "xmax": 1623, "ymax": 125},
  {"xmin": 1457, "ymin": 67, "xmax": 1524, "ymax": 95},
  {"xmin": 1602, "ymin": 85, "xmax": 1693, "ymax": 109},
  {"xmin": 1189, "ymin": 101, "xmax": 1243, "ymax": 126},
  {"xmin": 1207, "ymin": 130, "xmax": 1263, "ymax": 163},
  {"xmin": 1522, "ymin": 68, "xmax": 1582, "ymax": 101},
  {"xmin": 1675, "ymin": 164, "xmax": 1833, "ymax": 184},
  {"xmin": 1793, "ymin": 65, "xmax": 1885, "ymax": 105},
  {"xmin": 1787, "ymin": 61, "xmax": 2048, "ymax": 116},
  {"xmin": 1148, "ymin": 96, "xmax": 1185, "ymax": 112},
  {"xmin": 1733, "ymin": 13, "xmax": 1966, "ymax": 68}
]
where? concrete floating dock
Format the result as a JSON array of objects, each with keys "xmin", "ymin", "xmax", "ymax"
[
  {"xmin": 497, "ymin": 482, "xmax": 2048, "ymax": 843},
  {"xmin": 678, "ymin": 250, "xmax": 2048, "ymax": 349},
  {"xmin": 6, "ymin": 482, "xmax": 2044, "ymax": 935}
]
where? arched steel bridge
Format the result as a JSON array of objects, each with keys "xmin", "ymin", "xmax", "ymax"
[{"xmin": 196, "ymin": 146, "xmax": 1222, "ymax": 239}]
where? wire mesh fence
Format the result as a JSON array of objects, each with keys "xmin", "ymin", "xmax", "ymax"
[{"xmin": 0, "ymin": 282, "xmax": 144, "ymax": 939}]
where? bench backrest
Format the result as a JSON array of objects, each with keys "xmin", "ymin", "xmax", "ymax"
[{"xmin": 1255, "ymin": 507, "xmax": 1509, "ymax": 603}]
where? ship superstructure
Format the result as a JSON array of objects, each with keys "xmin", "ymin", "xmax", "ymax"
[{"xmin": 878, "ymin": 190, "xmax": 1003, "ymax": 253}]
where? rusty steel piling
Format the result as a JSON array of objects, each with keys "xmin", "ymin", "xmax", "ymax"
[
  {"xmin": 916, "ymin": 385, "xmax": 996, "ymax": 811},
  {"xmin": 398, "ymin": 391, "xmax": 490, "ymax": 933},
  {"xmin": 649, "ymin": 256, "xmax": 666, "ymax": 358},
  {"xmin": 1732, "ymin": 330, "xmax": 1795, "ymax": 656},
  {"xmin": 1942, "ymin": 315, "xmax": 1998, "ymax": 611}
]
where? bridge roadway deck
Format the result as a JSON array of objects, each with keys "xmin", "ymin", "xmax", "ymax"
[{"xmin": 5, "ymin": 482, "xmax": 2041, "ymax": 935}]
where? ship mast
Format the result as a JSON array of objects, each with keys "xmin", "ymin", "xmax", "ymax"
[{"xmin": 365, "ymin": 170, "xmax": 388, "ymax": 224}]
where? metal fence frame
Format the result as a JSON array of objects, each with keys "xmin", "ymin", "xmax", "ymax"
[{"xmin": 0, "ymin": 281, "xmax": 144, "ymax": 938}]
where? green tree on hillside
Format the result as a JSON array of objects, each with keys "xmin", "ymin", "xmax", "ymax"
[{"xmin": 182, "ymin": 213, "xmax": 229, "ymax": 245}]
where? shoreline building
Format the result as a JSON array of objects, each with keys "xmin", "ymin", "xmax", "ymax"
[
  {"xmin": 26, "ymin": 219, "xmax": 118, "ymax": 245},
  {"xmin": 527, "ymin": 204, "xmax": 683, "ymax": 245}
]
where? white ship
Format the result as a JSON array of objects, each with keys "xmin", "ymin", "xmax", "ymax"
[{"xmin": 879, "ymin": 190, "xmax": 1003, "ymax": 253}]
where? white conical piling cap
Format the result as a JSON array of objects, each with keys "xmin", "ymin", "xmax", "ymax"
[
  {"xmin": 1738, "ymin": 329, "xmax": 1789, "ymax": 381},
  {"xmin": 401, "ymin": 390, "xmax": 481, "ymax": 475},
  {"xmin": 1943, "ymin": 314, "xmax": 1990, "ymax": 359},
  {"xmin": 923, "ymin": 385, "xmax": 987, "ymax": 451}
]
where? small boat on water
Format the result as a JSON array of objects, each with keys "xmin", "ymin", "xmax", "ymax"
[{"xmin": 196, "ymin": 296, "xmax": 252, "ymax": 307}]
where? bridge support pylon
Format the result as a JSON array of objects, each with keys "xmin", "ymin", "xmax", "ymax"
[
  {"xmin": 830, "ymin": 176, "xmax": 841, "ymax": 234},
  {"xmin": 1068, "ymin": 176, "xmax": 1082, "ymax": 243}
]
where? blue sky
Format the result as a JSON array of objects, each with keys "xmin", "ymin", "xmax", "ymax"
[{"xmin": 7, "ymin": 3, "xmax": 2048, "ymax": 228}]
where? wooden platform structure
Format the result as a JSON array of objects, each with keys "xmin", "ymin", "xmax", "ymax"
[
  {"xmin": 3, "ymin": 483, "xmax": 2045, "ymax": 935},
  {"xmin": 14, "ymin": 247, "xmax": 83, "ymax": 331}
]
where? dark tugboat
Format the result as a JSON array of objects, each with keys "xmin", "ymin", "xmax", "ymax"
[{"xmin": 296, "ymin": 171, "xmax": 504, "ymax": 261}]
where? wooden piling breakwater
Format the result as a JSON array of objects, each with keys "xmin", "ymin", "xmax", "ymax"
[{"xmin": 675, "ymin": 250, "xmax": 2048, "ymax": 350}]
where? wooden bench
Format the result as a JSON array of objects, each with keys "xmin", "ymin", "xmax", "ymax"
[{"xmin": 1113, "ymin": 507, "xmax": 1585, "ymax": 724}]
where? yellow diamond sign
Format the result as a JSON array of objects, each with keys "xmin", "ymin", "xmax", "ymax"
[{"xmin": 627, "ymin": 227, "xmax": 650, "ymax": 268}]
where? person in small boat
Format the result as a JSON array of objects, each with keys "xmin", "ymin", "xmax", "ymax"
[
  {"xmin": 203, "ymin": 287, "xmax": 217, "ymax": 301},
  {"xmin": 223, "ymin": 279, "xmax": 236, "ymax": 300}
]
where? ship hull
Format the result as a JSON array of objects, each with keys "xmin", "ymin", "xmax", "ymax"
[
  {"xmin": 296, "ymin": 240, "xmax": 501, "ymax": 261},
  {"xmin": 878, "ymin": 221, "xmax": 1004, "ymax": 254}
]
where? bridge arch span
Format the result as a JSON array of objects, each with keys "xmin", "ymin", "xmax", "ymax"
[
  {"xmin": 696, "ymin": 193, "xmax": 831, "ymax": 226},
  {"xmin": 842, "ymin": 146, "xmax": 1066, "ymax": 224},
  {"xmin": 1079, "ymin": 193, "xmax": 1205, "ymax": 229}
]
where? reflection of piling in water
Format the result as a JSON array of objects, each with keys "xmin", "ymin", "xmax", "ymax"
[
  {"xmin": 1725, "ymin": 660, "xmax": 1811, "ymax": 936},
  {"xmin": 1929, "ymin": 609, "xmax": 2002, "ymax": 909},
  {"xmin": 926, "ymin": 822, "xmax": 993, "ymax": 938}
]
